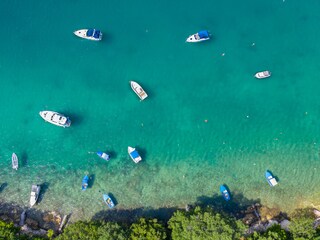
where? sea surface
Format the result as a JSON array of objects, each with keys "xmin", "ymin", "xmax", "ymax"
[{"xmin": 0, "ymin": 0, "xmax": 320, "ymax": 220}]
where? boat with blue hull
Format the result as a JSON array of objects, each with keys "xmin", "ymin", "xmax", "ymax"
[
  {"xmin": 103, "ymin": 194, "xmax": 115, "ymax": 209},
  {"xmin": 82, "ymin": 175, "xmax": 89, "ymax": 191},
  {"xmin": 186, "ymin": 30, "xmax": 210, "ymax": 42},
  {"xmin": 97, "ymin": 151, "xmax": 110, "ymax": 161},
  {"xmin": 220, "ymin": 185, "xmax": 231, "ymax": 201},
  {"xmin": 265, "ymin": 171, "xmax": 278, "ymax": 187}
]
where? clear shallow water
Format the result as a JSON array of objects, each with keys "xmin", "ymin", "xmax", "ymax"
[{"xmin": 0, "ymin": 0, "xmax": 320, "ymax": 219}]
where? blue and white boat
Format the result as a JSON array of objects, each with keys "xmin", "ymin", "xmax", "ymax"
[
  {"xmin": 81, "ymin": 175, "xmax": 89, "ymax": 191},
  {"xmin": 97, "ymin": 151, "xmax": 110, "ymax": 161},
  {"xmin": 103, "ymin": 194, "xmax": 115, "ymax": 209},
  {"xmin": 128, "ymin": 146, "xmax": 142, "ymax": 163},
  {"xmin": 12, "ymin": 153, "xmax": 18, "ymax": 170},
  {"xmin": 186, "ymin": 30, "xmax": 210, "ymax": 42},
  {"xmin": 220, "ymin": 185, "xmax": 231, "ymax": 201},
  {"xmin": 74, "ymin": 29, "xmax": 102, "ymax": 41},
  {"xmin": 265, "ymin": 171, "xmax": 278, "ymax": 187}
]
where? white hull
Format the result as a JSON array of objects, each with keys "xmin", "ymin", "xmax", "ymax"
[
  {"xmin": 12, "ymin": 153, "xmax": 18, "ymax": 170},
  {"xmin": 74, "ymin": 29, "xmax": 102, "ymax": 41},
  {"xmin": 130, "ymin": 81, "xmax": 148, "ymax": 100},
  {"xmin": 186, "ymin": 34, "xmax": 209, "ymax": 42},
  {"xmin": 39, "ymin": 111, "xmax": 71, "ymax": 128},
  {"xmin": 255, "ymin": 71, "xmax": 271, "ymax": 79},
  {"xmin": 128, "ymin": 146, "xmax": 142, "ymax": 163},
  {"xmin": 30, "ymin": 185, "xmax": 41, "ymax": 207}
]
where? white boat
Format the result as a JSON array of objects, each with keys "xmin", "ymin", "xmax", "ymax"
[
  {"xmin": 73, "ymin": 29, "xmax": 102, "ymax": 41},
  {"xmin": 12, "ymin": 153, "xmax": 18, "ymax": 170},
  {"xmin": 186, "ymin": 30, "xmax": 210, "ymax": 42},
  {"xmin": 255, "ymin": 71, "xmax": 271, "ymax": 79},
  {"xmin": 39, "ymin": 111, "xmax": 71, "ymax": 128},
  {"xmin": 30, "ymin": 184, "xmax": 41, "ymax": 207},
  {"xmin": 130, "ymin": 81, "xmax": 148, "ymax": 100},
  {"xmin": 128, "ymin": 146, "xmax": 142, "ymax": 163}
]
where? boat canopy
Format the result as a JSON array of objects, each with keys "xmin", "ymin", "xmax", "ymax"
[
  {"xmin": 130, "ymin": 150, "xmax": 140, "ymax": 159},
  {"xmin": 86, "ymin": 29, "xmax": 94, "ymax": 37},
  {"xmin": 93, "ymin": 30, "xmax": 101, "ymax": 39},
  {"xmin": 198, "ymin": 30, "xmax": 209, "ymax": 39}
]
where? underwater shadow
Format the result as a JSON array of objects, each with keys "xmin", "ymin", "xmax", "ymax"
[
  {"xmin": 21, "ymin": 151, "xmax": 28, "ymax": 167},
  {"xmin": 136, "ymin": 147, "xmax": 147, "ymax": 162},
  {"xmin": 63, "ymin": 112, "xmax": 84, "ymax": 127},
  {"xmin": 0, "ymin": 183, "xmax": 8, "ymax": 193},
  {"xmin": 92, "ymin": 206, "xmax": 178, "ymax": 224},
  {"xmin": 37, "ymin": 182, "xmax": 50, "ymax": 204},
  {"xmin": 88, "ymin": 174, "xmax": 95, "ymax": 189}
]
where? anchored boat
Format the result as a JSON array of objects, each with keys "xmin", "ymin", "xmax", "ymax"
[
  {"xmin": 130, "ymin": 81, "xmax": 148, "ymax": 100},
  {"xmin": 12, "ymin": 153, "xmax": 18, "ymax": 170},
  {"xmin": 220, "ymin": 185, "xmax": 231, "ymax": 201},
  {"xmin": 74, "ymin": 29, "xmax": 102, "ymax": 41},
  {"xmin": 39, "ymin": 111, "xmax": 71, "ymax": 128},
  {"xmin": 103, "ymin": 194, "xmax": 115, "ymax": 209},
  {"xmin": 82, "ymin": 175, "xmax": 89, "ymax": 191},
  {"xmin": 255, "ymin": 71, "xmax": 271, "ymax": 79},
  {"xmin": 128, "ymin": 146, "xmax": 142, "ymax": 163},
  {"xmin": 265, "ymin": 170, "xmax": 278, "ymax": 187},
  {"xmin": 30, "ymin": 184, "xmax": 41, "ymax": 207},
  {"xmin": 186, "ymin": 30, "xmax": 210, "ymax": 42},
  {"xmin": 97, "ymin": 151, "xmax": 110, "ymax": 161}
]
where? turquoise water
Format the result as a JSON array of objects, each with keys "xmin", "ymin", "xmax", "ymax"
[{"xmin": 1, "ymin": 0, "xmax": 320, "ymax": 220}]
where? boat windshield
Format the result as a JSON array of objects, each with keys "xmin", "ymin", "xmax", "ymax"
[
  {"xmin": 86, "ymin": 29, "xmax": 94, "ymax": 37},
  {"xmin": 93, "ymin": 30, "xmax": 101, "ymax": 39}
]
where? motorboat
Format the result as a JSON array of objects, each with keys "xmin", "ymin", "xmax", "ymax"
[
  {"xmin": 103, "ymin": 194, "xmax": 115, "ymax": 209},
  {"xmin": 97, "ymin": 151, "xmax": 110, "ymax": 161},
  {"xmin": 82, "ymin": 175, "xmax": 89, "ymax": 191},
  {"xmin": 12, "ymin": 153, "xmax": 18, "ymax": 170},
  {"xmin": 255, "ymin": 71, "xmax": 271, "ymax": 79},
  {"xmin": 73, "ymin": 29, "xmax": 102, "ymax": 41},
  {"xmin": 220, "ymin": 185, "xmax": 231, "ymax": 201},
  {"xmin": 30, "ymin": 184, "xmax": 41, "ymax": 207},
  {"xmin": 39, "ymin": 111, "xmax": 71, "ymax": 128},
  {"xmin": 130, "ymin": 81, "xmax": 148, "ymax": 100},
  {"xmin": 186, "ymin": 30, "xmax": 210, "ymax": 42},
  {"xmin": 265, "ymin": 170, "xmax": 278, "ymax": 187},
  {"xmin": 128, "ymin": 146, "xmax": 142, "ymax": 163}
]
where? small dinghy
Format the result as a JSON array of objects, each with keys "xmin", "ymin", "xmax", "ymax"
[
  {"xmin": 186, "ymin": 30, "xmax": 210, "ymax": 42},
  {"xmin": 220, "ymin": 185, "xmax": 231, "ymax": 201},
  {"xmin": 103, "ymin": 194, "xmax": 115, "ymax": 209},
  {"xmin": 128, "ymin": 146, "xmax": 142, "ymax": 163},
  {"xmin": 130, "ymin": 81, "xmax": 148, "ymax": 100},
  {"xmin": 82, "ymin": 175, "xmax": 89, "ymax": 191},
  {"xmin": 265, "ymin": 170, "xmax": 278, "ymax": 187},
  {"xmin": 255, "ymin": 71, "xmax": 271, "ymax": 79},
  {"xmin": 30, "ymin": 184, "xmax": 41, "ymax": 207},
  {"xmin": 97, "ymin": 151, "xmax": 110, "ymax": 161},
  {"xmin": 12, "ymin": 153, "xmax": 18, "ymax": 170}
]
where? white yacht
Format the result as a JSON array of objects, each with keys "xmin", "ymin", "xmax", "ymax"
[
  {"xmin": 255, "ymin": 71, "xmax": 271, "ymax": 79},
  {"xmin": 12, "ymin": 153, "xmax": 18, "ymax": 170},
  {"xmin": 130, "ymin": 81, "xmax": 148, "ymax": 100},
  {"xmin": 39, "ymin": 111, "xmax": 71, "ymax": 128},
  {"xmin": 128, "ymin": 146, "xmax": 142, "ymax": 163},
  {"xmin": 186, "ymin": 30, "xmax": 210, "ymax": 42},
  {"xmin": 74, "ymin": 29, "xmax": 102, "ymax": 41},
  {"xmin": 30, "ymin": 184, "xmax": 41, "ymax": 207}
]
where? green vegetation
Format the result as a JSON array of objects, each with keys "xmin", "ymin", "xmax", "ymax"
[
  {"xmin": 1, "ymin": 206, "xmax": 320, "ymax": 239},
  {"xmin": 168, "ymin": 206, "xmax": 246, "ymax": 240},
  {"xmin": 130, "ymin": 218, "xmax": 167, "ymax": 240}
]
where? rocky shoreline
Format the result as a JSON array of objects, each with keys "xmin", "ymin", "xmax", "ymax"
[{"xmin": 1, "ymin": 200, "xmax": 319, "ymax": 238}]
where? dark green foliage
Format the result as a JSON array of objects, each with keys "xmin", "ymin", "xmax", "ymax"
[
  {"xmin": 55, "ymin": 220, "xmax": 128, "ymax": 240},
  {"xmin": 247, "ymin": 224, "xmax": 290, "ymax": 240},
  {"xmin": 289, "ymin": 208, "xmax": 318, "ymax": 240},
  {"xmin": 129, "ymin": 218, "xmax": 167, "ymax": 240},
  {"xmin": 168, "ymin": 206, "xmax": 246, "ymax": 240},
  {"xmin": 0, "ymin": 220, "xmax": 20, "ymax": 240}
]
